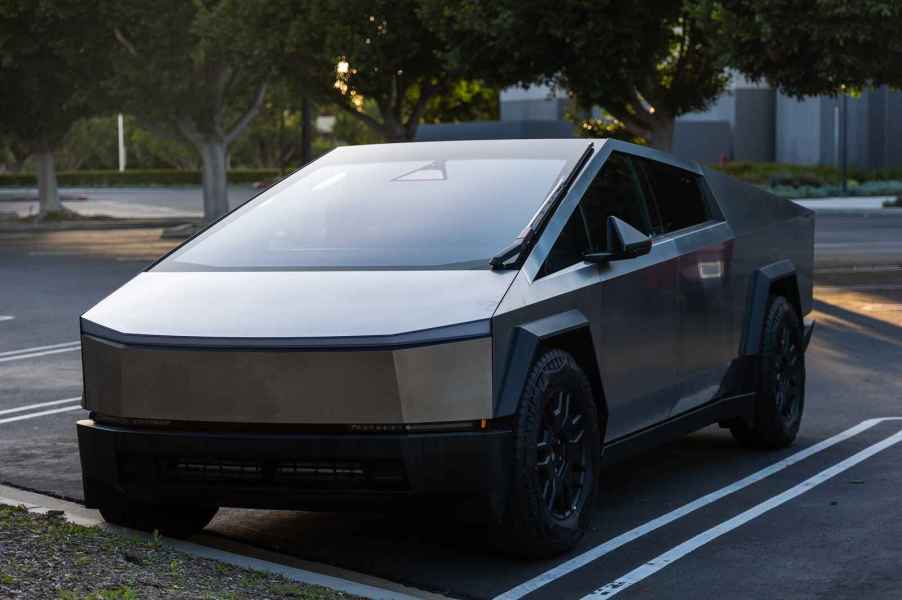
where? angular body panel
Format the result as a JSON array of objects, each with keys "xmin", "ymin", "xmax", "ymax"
[
  {"xmin": 82, "ymin": 270, "xmax": 515, "ymax": 341},
  {"xmin": 82, "ymin": 335, "xmax": 492, "ymax": 424}
]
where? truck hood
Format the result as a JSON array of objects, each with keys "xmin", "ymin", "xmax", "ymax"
[{"xmin": 81, "ymin": 270, "xmax": 516, "ymax": 348}]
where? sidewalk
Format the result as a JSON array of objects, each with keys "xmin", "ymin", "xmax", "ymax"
[
  {"xmin": 793, "ymin": 196, "xmax": 897, "ymax": 212},
  {"xmin": 0, "ymin": 185, "xmax": 257, "ymax": 219}
]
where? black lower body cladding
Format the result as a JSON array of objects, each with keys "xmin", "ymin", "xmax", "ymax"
[{"xmin": 77, "ymin": 420, "xmax": 513, "ymax": 511}]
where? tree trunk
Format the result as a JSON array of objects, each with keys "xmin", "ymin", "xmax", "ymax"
[
  {"xmin": 381, "ymin": 119, "xmax": 408, "ymax": 143},
  {"xmin": 36, "ymin": 151, "xmax": 62, "ymax": 216},
  {"xmin": 647, "ymin": 117, "xmax": 675, "ymax": 152},
  {"xmin": 199, "ymin": 141, "xmax": 229, "ymax": 222}
]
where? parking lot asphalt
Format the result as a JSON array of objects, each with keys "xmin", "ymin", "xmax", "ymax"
[{"xmin": 0, "ymin": 212, "xmax": 900, "ymax": 599}]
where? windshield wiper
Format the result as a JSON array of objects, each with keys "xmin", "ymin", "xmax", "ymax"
[{"xmin": 490, "ymin": 143, "xmax": 595, "ymax": 270}]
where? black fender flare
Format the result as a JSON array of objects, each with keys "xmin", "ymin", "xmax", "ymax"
[
  {"xmin": 739, "ymin": 259, "xmax": 801, "ymax": 356},
  {"xmin": 494, "ymin": 309, "xmax": 598, "ymax": 418}
]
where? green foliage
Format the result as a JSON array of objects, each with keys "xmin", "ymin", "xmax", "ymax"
[
  {"xmin": 272, "ymin": 1, "xmax": 495, "ymax": 141},
  {"xmin": 56, "ymin": 117, "xmax": 118, "ymax": 171},
  {"xmin": 712, "ymin": 161, "xmax": 844, "ymax": 185},
  {"xmin": 573, "ymin": 113, "xmax": 647, "ymax": 145},
  {"xmin": 102, "ymin": 0, "xmax": 274, "ymax": 146},
  {"xmin": 721, "ymin": 0, "xmax": 902, "ymax": 96},
  {"xmin": 419, "ymin": 80, "xmax": 499, "ymax": 124},
  {"xmin": 128, "ymin": 120, "xmax": 198, "ymax": 170},
  {"xmin": 712, "ymin": 161, "xmax": 902, "ymax": 187},
  {"xmin": 0, "ymin": 169, "xmax": 278, "ymax": 187},
  {"xmin": 0, "ymin": 0, "xmax": 113, "ymax": 152},
  {"xmin": 229, "ymin": 82, "xmax": 316, "ymax": 171},
  {"xmin": 710, "ymin": 161, "xmax": 902, "ymax": 198},
  {"xmin": 424, "ymin": 0, "xmax": 730, "ymax": 149}
]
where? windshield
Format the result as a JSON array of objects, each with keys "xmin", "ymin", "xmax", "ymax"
[{"xmin": 155, "ymin": 140, "xmax": 588, "ymax": 271}]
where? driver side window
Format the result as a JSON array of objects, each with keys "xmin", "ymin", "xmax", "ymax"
[{"xmin": 539, "ymin": 152, "xmax": 653, "ymax": 277}]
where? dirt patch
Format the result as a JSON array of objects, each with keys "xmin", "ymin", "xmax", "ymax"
[{"xmin": 0, "ymin": 505, "xmax": 354, "ymax": 599}]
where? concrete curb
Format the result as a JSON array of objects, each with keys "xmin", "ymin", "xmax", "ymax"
[
  {"xmin": 0, "ymin": 218, "xmax": 200, "ymax": 233},
  {"xmin": 0, "ymin": 483, "xmax": 447, "ymax": 600}
]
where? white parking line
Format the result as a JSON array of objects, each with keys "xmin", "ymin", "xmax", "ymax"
[
  {"xmin": 0, "ymin": 341, "xmax": 81, "ymax": 357},
  {"xmin": 0, "ymin": 397, "xmax": 82, "ymax": 417},
  {"xmin": 0, "ymin": 341, "xmax": 80, "ymax": 363},
  {"xmin": 586, "ymin": 427, "xmax": 902, "ymax": 598},
  {"xmin": 494, "ymin": 417, "xmax": 902, "ymax": 600},
  {"xmin": 0, "ymin": 316, "xmax": 13, "ymax": 322},
  {"xmin": 0, "ymin": 404, "xmax": 83, "ymax": 425}
]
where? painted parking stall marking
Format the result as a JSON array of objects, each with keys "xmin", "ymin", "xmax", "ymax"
[
  {"xmin": 0, "ymin": 396, "xmax": 83, "ymax": 425},
  {"xmin": 0, "ymin": 316, "xmax": 13, "ymax": 322},
  {"xmin": 585, "ymin": 426, "xmax": 902, "ymax": 598},
  {"xmin": 495, "ymin": 417, "xmax": 902, "ymax": 600},
  {"xmin": 0, "ymin": 340, "xmax": 80, "ymax": 363}
]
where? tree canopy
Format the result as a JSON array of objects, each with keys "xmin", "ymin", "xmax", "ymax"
[
  {"xmin": 0, "ymin": 0, "xmax": 113, "ymax": 214},
  {"xmin": 272, "ymin": 0, "xmax": 498, "ymax": 142},
  {"xmin": 426, "ymin": 0, "xmax": 730, "ymax": 150},
  {"xmin": 103, "ymin": 0, "xmax": 274, "ymax": 219},
  {"xmin": 721, "ymin": 0, "xmax": 902, "ymax": 96}
]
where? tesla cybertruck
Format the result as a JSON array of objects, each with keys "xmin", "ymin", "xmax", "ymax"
[{"xmin": 77, "ymin": 139, "xmax": 814, "ymax": 556}]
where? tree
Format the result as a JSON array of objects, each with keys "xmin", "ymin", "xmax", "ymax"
[
  {"xmin": 720, "ymin": 0, "xmax": 902, "ymax": 96},
  {"xmin": 103, "ymin": 0, "xmax": 273, "ymax": 220},
  {"xmin": 273, "ymin": 1, "xmax": 496, "ymax": 142},
  {"xmin": 0, "ymin": 0, "xmax": 112, "ymax": 216},
  {"xmin": 426, "ymin": 0, "xmax": 730, "ymax": 151}
]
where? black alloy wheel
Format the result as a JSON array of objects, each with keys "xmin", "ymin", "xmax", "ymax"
[
  {"xmin": 497, "ymin": 348, "xmax": 601, "ymax": 558},
  {"xmin": 536, "ymin": 389, "xmax": 589, "ymax": 521},
  {"xmin": 731, "ymin": 295, "xmax": 805, "ymax": 449}
]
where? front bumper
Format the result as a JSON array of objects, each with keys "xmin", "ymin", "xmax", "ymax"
[{"xmin": 77, "ymin": 419, "xmax": 513, "ymax": 511}]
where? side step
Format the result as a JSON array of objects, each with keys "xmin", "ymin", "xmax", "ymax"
[{"xmin": 601, "ymin": 392, "xmax": 755, "ymax": 466}]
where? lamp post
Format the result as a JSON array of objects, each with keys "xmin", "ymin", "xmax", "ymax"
[
  {"xmin": 841, "ymin": 93, "xmax": 848, "ymax": 194},
  {"xmin": 117, "ymin": 114, "xmax": 126, "ymax": 172}
]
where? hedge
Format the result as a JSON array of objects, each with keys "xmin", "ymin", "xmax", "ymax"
[
  {"xmin": 711, "ymin": 161, "xmax": 902, "ymax": 187},
  {"xmin": 0, "ymin": 169, "xmax": 282, "ymax": 187}
]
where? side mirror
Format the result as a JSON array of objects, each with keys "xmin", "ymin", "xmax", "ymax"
[{"xmin": 583, "ymin": 216, "xmax": 652, "ymax": 264}]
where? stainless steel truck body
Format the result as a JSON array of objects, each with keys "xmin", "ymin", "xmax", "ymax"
[{"xmin": 77, "ymin": 139, "xmax": 814, "ymax": 556}]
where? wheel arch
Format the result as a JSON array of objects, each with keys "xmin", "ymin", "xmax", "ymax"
[
  {"xmin": 494, "ymin": 310, "xmax": 608, "ymax": 439},
  {"xmin": 740, "ymin": 259, "xmax": 802, "ymax": 356}
]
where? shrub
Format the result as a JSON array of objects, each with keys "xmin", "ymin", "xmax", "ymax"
[
  {"xmin": 0, "ymin": 169, "xmax": 282, "ymax": 187},
  {"xmin": 711, "ymin": 161, "xmax": 841, "ymax": 186}
]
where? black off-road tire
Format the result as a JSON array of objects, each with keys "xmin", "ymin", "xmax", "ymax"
[
  {"xmin": 496, "ymin": 348, "xmax": 601, "ymax": 559},
  {"xmin": 731, "ymin": 295, "xmax": 805, "ymax": 449},
  {"xmin": 98, "ymin": 496, "xmax": 218, "ymax": 539}
]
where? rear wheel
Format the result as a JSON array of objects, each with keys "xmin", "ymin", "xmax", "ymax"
[
  {"xmin": 98, "ymin": 496, "xmax": 218, "ymax": 539},
  {"xmin": 497, "ymin": 349, "xmax": 601, "ymax": 558},
  {"xmin": 731, "ymin": 295, "xmax": 805, "ymax": 449}
]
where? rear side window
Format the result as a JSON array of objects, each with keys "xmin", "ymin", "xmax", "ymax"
[
  {"xmin": 539, "ymin": 152, "xmax": 653, "ymax": 277},
  {"xmin": 638, "ymin": 158, "xmax": 710, "ymax": 234}
]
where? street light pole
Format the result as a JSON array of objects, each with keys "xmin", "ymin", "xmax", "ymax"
[
  {"xmin": 117, "ymin": 114, "xmax": 126, "ymax": 172},
  {"xmin": 841, "ymin": 93, "xmax": 848, "ymax": 194}
]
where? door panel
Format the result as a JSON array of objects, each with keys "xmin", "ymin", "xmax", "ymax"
[
  {"xmin": 495, "ymin": 149, "xmax": 685, "ymax": 441},
  {"xmin": 596, "ymin": 249, "xmax": 680, "ymax": 439},
  {"xmin": 671, "ymin": 222, "xmax": 737, "ymax": 415}
]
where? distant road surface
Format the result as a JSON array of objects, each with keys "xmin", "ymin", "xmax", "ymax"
[{"xmin": 0, "ymin": 185, "xmax": 260, "ymax": 219}]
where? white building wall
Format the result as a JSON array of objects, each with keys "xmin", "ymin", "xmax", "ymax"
[{"xmin": 776, "ymin": 94, "xmax": 823, "ymax": 165}]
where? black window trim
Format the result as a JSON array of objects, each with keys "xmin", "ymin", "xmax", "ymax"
[
  {"xmin": 634, "ymin": 156, "xmax": 724, "ymax": 240},
  {"xmin": 535, "ymin": 151, "xmax": 656, "ymax": 278}
]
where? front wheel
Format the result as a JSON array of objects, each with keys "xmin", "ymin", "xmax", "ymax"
[
  {"xmin": 496, "ymin": 348, "xmax": 601, "ymax": 559},
  {"xmin": 731, "ymin": 295, "xmax": 805, "ymax": 449},
  {"xmin": 98, "ymin": 496, "xmax": 218, "ymax": 539}
]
